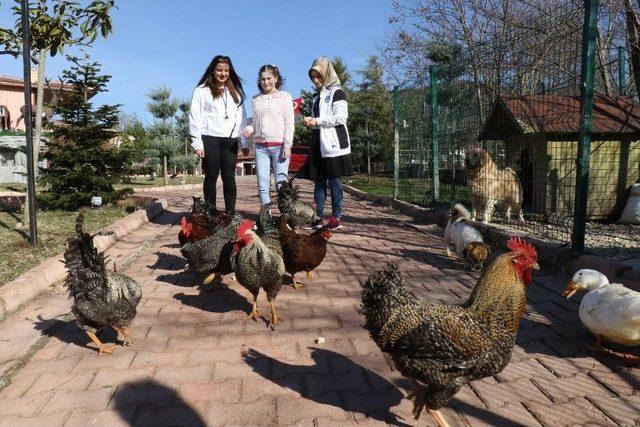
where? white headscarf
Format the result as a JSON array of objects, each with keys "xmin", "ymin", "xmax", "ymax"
[{"xmin": 308, "ymin": 57, "xmax": 341, "ymax": 88}]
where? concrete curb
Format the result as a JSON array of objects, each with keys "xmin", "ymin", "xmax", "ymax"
[
  {"xmin": 343, "ymin": 185, "xmax": 639, "ymax": 289},
  {"xmin": 0, "ymin": 197, "xmax": 169, "ymax": 322}
]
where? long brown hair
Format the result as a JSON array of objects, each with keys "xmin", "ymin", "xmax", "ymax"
[{"xmin": 197, "ymin": 55, "xmax": 245, "ymax": 105}]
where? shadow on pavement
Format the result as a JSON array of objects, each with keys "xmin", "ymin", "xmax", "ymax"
[
  {"xmin": 33, "ymin": 315, "xmax": 118, "ymax": 352},
  {"xmin": 113, "ymin": 379, "xmax": 206, "ymax": 426},
  {"xmin": 148, "ymin": 252, "xmax": 187, "ymax": 271},
  {"xmin": 174, "ymin": 285, "xmax": 253, "ymax": 315},
  {"xmin": 243, "ymin": 347, "xmax": 409, "ymax": 425}
]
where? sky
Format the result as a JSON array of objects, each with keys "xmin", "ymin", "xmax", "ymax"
[{"xmin": 0, "ymin": 0, "xmax": 394, "ymax": 124}]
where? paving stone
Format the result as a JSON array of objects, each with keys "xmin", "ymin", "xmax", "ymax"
[
  {"xmin": 64, "ymin": 409, "xmax": 134, "ymax": 427},
  {"xmin": 531, "ymin": 372, "xmax": 616, "ymax": 403},
  {"xmin": 0, "ymin": 411, "xmax": 69, "ymax": 427},
  {"xmin": 180, "ymin": 379, "xmax": 241, "ymax": 404},
  {"xmin": 589, "ymin": 369, "xmax": 640, "ymax": 397},
  {"xmin": 89, "ymin": 366, "xmax": 156, "ymax": 389},
  {"xmin": 524, "ymin": 397, "xmax": 616, "ymax": 426},
  {"xmin": 129, "ymin": 350, "xmax": 189, "ymax": 368},
  {"xmin": 590, "ymin": 395, "xmax": 640, "ymax": 426},
  {"xmin": 276, "ymin": 394, "xmax": 349, "ymax": 424},
  {"xmin": 39, "ymin": 387, "xmax": 115, "ymax": 415},
  {"xmin": 0, "ymin": 372, "xmax": 40, "ymax": 399},
  {"xmin": 206, "ymin": 395, "xmax": 276, "ymax": 425},
  {"xmin": 154, "ymin": 365, "xmax": 213, "ymax": 385},
  {"xmin": 0, "ymin": 392, "xmax": 53, "ymax": 417},
  {"xmin": 23, "ymin": 371, "xmax": 95, "ymax": 397},
  {"xmin": 471, "ymin": 378, "xmax": 551, "ymax": 409}
]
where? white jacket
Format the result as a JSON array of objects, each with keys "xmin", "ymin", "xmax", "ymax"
[
  {"xmin": 312, "ymin": 86, "xmax": 351, "ymax": 158},
  {"xmin": 189, "ymin": 85, "xmax": 248, "ymax": 150}
]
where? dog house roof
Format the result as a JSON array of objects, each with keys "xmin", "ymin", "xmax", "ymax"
[{"xmin": 479, "ymin": 94, "xmax": 640, "ymax": 140}]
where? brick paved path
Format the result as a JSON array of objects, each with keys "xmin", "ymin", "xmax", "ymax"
[{"xmin": 0, "ymin": 177, "xmax": 638, "ymax": 426}]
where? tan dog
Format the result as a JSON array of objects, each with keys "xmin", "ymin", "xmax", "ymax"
[
  {"xmin": 465, "ymin": 147, "xmax": 524, "ymax": 223},
  {"xmin": 444, "ymin": 204, "xmax": 491, "ymax": 271}
]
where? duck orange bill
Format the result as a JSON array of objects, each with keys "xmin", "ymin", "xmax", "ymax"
[{"xmin": 563, "ymin": 281, "xmax": 579, "ymax": 299}]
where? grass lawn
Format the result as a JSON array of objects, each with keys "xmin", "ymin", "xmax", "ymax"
[
  {"xmin": 345, "ymin": 174, "xmax": 394, "ymax": 197},
  {"xmin": 345, "ymin": 173, "xmax": 468, "ymax": 209},
  {"xmin": 0, "ymin": 206, "xmax": 130, "ymax": 286}
]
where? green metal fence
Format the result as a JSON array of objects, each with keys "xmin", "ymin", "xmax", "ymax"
[{"xmin": 391, "ymin": 0, "xmax": 639, "ymax": 253}]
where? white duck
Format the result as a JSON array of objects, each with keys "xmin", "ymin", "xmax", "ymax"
[{"xmin": 563, "ymin": 269, "xmax": 640, "ymax": 363}]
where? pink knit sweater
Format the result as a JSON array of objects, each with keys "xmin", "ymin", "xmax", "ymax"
[{"xmin": 248, "ymin": 90, "xmax": 295, "ymax": 147}]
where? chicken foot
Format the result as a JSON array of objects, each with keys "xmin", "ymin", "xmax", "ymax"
[
  {"xmin": 291, "ymin": 274, "xmax": 306, "ymax": 289},
  {"xmin": 406, "ymin": 378, "xmax": 450, "ymax": 426},
  {"xmin": 114, "ymin": 326, "xmax": 132, "ymax": 346},
  {"xmin": 247, "ymin": 297, "xmax": 263, "ymax": 322},
  {"xmin": 86, "ymin": 331, "xmax": 117, "ymax": 356},
  {"xmin": 268, "ymin": 300, "xmax": 281, "ymax": 330}
]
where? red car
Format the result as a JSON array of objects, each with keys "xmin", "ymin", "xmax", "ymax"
[{"xmin": 289, "ymin": 145, "xmax": 310, "ymax": 175}]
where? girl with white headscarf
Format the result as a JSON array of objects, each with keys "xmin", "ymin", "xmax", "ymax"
[{"xmin": 301, "ymin": 57, "xmax": 354, "ymax": 231}]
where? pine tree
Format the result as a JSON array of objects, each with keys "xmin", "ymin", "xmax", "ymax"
[
  {"xmin": 350, "ymin": 56, "xmax": 393, "ymax": 178},
  {"xmin": 39, "ymin": 54, "xmax": 132, "ymax": 210},
  {"xmin": 146, "ymin": 86, "xmax": 181, "ymax": 185}
]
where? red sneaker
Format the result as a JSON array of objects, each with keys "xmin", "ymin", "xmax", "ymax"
[{"xmin": 327, "ymin": 216, "xmax": 343, "ymax": 230}]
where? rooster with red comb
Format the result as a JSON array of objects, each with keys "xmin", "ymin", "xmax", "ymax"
[
  {"xmin": 231, "ymin": 219, "xmax": 286, "ymax": 329},
  {"xmin": 360, "ymin": 236, "xmax": 539, "ymax": 425}
]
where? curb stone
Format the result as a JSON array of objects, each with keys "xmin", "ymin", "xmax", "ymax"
[
  {"xmin": 0, "ymin": 198, "xmax": 169, "ymax": 323},
  {"xmin": 343, "ymin": 184, "xmax": 639, "ymax": 283}
]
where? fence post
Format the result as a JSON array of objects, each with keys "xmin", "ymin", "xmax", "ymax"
[
  {"xmin": 572, "ymin": 0, "xmax": 599, "ymax": 254},
  {"xmin": 430, "ymin": 65, "xmax": 440, "ymax": 202},
  {"xmin": 392, "ymin": 85, "xmax": 399, "ymax": 199},
  {"xmin": 618, "ymin": 46, "xmax": 627, "ymax": 96}
]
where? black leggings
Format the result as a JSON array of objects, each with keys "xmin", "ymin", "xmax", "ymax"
[{"xmin": 202, "ymin": 135, "xmax": 238, "ymax": 213}]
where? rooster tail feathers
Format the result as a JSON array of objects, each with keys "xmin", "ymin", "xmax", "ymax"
[
  {"xmin": 360, "ymin": 263, "xmax": 410, "ymax": 336},
  {"xmin": 64, "ymin": 213, "xmax": 108, "ymax": 295},
  {"xmin": 451, "ymin": 203, "xmax": 471, "ymax": 222}
]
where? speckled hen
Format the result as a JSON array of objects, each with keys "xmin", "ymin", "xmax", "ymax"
[{"xmin": 63, "ymin": 214, "xmax": 142, "ymax": 355}]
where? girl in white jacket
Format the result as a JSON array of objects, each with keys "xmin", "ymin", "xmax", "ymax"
[
  {"xmin": 302, "ymin": 57, "xmax": 354, "ymax": 230},
  {"xmin": 189, "ymin": 55, "xmax": 248, "ymax": 214}
]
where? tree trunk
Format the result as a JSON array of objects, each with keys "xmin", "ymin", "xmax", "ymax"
[
  {"xmin": 163, "ymin": 155, "xmax": 168, "ymax": 186},
  {"xmin": 366, "ymin": 121, "xmax": 371, "ymax": 183},
  {"xmin": 625, "ymin": 0, "xmax": 640, "ymax": 101},
  {"xmin": 23, "ymin": 49, "xmax": 47, "ymax": 226},
  {"xmin": 596, "ymin": 26, "xmax": 613, "ymax": 96},
  {"xmin": 33, "ymin": 49, "xmax": 46, "ymax": 175}
]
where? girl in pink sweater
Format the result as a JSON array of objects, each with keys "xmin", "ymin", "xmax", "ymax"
[{"xmin": 242, "ymin": 65, "xmax": 294, "ymax": 206}]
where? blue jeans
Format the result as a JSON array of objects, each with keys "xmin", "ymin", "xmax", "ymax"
[
  {"xmin": 315, "ymin": 177, "xmax": 343, "ymax": 219},
  {"xmin": 255, "ymin": 144, "xmax": 290, "ymax": 205}
]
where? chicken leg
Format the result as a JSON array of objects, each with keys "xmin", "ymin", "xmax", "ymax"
[
  {"xmin": 247, "ymin": 296, "xmax": 262, "ymax": 321},
  {"xmin": 407, "ymin": 378, "xmax": 450, "ymax": 426},
  {"xmin": 306, "ymin": 271, "xmax": 313, "ymax": 280},
  {"xmin": 86, "ymin": 331, "xmax": 117, "ymax": 356},
  {"xmin": 203, "ymin": 272, "xmax": 221, "ymax": 286},
  {"xmin": 268, "ymin": 300, "xmax": 280, "ymax": 330},
  {"xmin": 114, "ymin": 326, "xmax": 132, "ymax": 346}
]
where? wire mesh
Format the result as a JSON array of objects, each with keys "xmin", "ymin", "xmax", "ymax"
[{"xmin": 392, "ymin": 1, "xmax": 640, "ymax": 252}]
